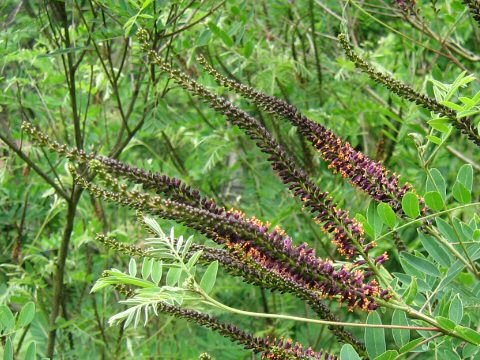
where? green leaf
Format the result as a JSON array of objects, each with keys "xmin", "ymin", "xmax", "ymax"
[
  {"xmin": 424, "ymin": 191, "xmax": 444, "ymax": 211},
  {"xmin": 128, "ymin": 258, "xmax": 137, "ymax": 278},
  {"xmin": 400, "ymin": 252, "xmax": 440, "ymax": 277},
  {"xmin": 186, "ymin": 250, "xmax": 203, "ymax": 269},
  {"xmin": 441, "ymin": 348, "xmax": 461, "ymax": 360},
  {"xmin": 398, "ymin": 338, "xmax": 423, "ymax": 354},
  {"xmin": 418, "ymin": 233, "xmax": 452, "ymax": 267},
  {"xmin": 426, "ymin": 135, "xmax": 442, "ymax": 145},
  {"xmin": 166, "ymin": 267, "xmax": 182, "ymax": 287},
  {"xmin": 436, "ymin": 218, "xmax": 458, "ymax": 243},
  {"xmin": 463, "ymin": 343, "xmax": 479, "ymax": 358},
  {"xmin": 197, "ymin": 29, "xmax": 212, "ymax": 46},
  {"xmin": 404, "ymin": 277, "xmax": 418, "ymax": 305},
  {"xmin": 452, "ymin": 182, "xmax": 471, "ymax": 204},
  {"xmin": 374, "ymin": 350, "xmax": 398, "ymax": 360},
  {"xmin": 449, "ymin": 294, "xmax": 463, "ymax": 324},
  {"xmin": 4, "ymin": 337, "xmax": 13, "ymax": 360},
  {"xmin": 402, "ymin": 192, "xmax": 420, "ymax": 218},
  {"xmin": 17, "ymin": 302, "xmax": 35, "ymax": 328},
  {"xmin": 455, "ymin": 325, "xmax": 480, "ymax": 345},
  {"xmin": 367, "ymin": 202, "xmax": 383, "ymax": 238},
  {"xmin": 457, "ymin": 164, "xmax": 473, "ymax": 191},
  {"xmin": 200, "ymin": 261, "xmax": 218, "ymax": 294},
  {"xmin": 458, "ymin": 109, "xmax": 480, "ymax": 118},
  {"xmin": 365, "ymin": 311, "xmax": 386, "ymax": 359},
  {"xmin": 340, "ymin": 344, "xmax": 361, "ymax": 360},
  {"xmin": 440, "ymin": 100, "xmax": 463, "ymax": 111},
  {"xmin": 141, "ymin": 258, "xmax": 153, "ymax": 280},
  {"xmin": 377, "ymin": 203, "xmax": 397, "ymax": 228},
  {"xmin": 473, "ymin": 229, "xmax": 480, "ymax": 241},
  {"xmin": 392, "ymin": 310, "xmax": 410, "ymax": 347},
  {"xmin": 151, "ymin": 261, "xmax": 162, "ymax": 285},
  {"xmin": 428, "ymin": 118, "xmax": 450, "ymax": 133},
  {"xmin": 426, "ymin": 169, "xmax": 446, "ymax": 201},
  {"xmin": 243, "ymin": 41, "xmax": 254, "ymax": 58},
  {"xmin": 207, "ymin": 22, "xmax": 234, "ymax": 47},
  {"xmin": 435, "ymin": 316, "xmax": 456, "ymax": 331},
  {"xmin": 0, "ymin": 305, "xmax": 15, "ymax": 331},
  {"xmin": 25, "ymin": 341, "xmax": 36, "ymax": 360}
]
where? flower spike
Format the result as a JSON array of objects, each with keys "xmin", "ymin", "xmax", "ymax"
[
  {"xmin": 196, "ymin": 53, "xmax": 414, "ymax": 212},
  {"xmin": 338, "ymin": 33, "xmax": 480, "ymax": 147}
]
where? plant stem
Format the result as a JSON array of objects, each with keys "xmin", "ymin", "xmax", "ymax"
[
  {"xmin": 393, "ymin": 333, "xmax": 444, "ymax": 359},
  {"xmin": 377, "ymin": 202, "xmax": 480, "ymax": 242},
  {"xmin": 202, "ymin": 292, "xmax": 439, "ymax": 332}
]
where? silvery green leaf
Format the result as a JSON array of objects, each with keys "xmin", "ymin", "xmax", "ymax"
[
  {"xmin": 151, "ymin": 261, "xmax": 163, "ymax": 284},
  {"xmin": 17, "ymin": 302, "xmax": 35, "ymax": 328},
  {"xmin": 91, "ymin": 278, "xmax": 113, "ymax": 293},
  {"xmin": 134, "ymin": 306, "xmax": 141, "ymax": 328},
  {"xmin": 166, "ymin": 267, "xmax": 182, "ymax": 287},
  {"xmin": 182, "ymin": 235, "xmax": 194, "ymax": 258},
  {"xmin": 142, "ymin": 258, "xmax": 153, "ymax": 280},
  {"xmin": 25, "ymin": 341, "xmax": 36, "ymax": 360},
  {"xmin": 143, "ymin": 217, "xmax": 164, "ymax": 237},
  {"xmin": 123, "ymin": 308, "xmax": 136, "ymax": 329},
  {"xmin": 187, "ymin": 250, "xmax": 203, "ymax": 269},
  {"xmin": 4, "ymin": 337, "xmax": 13, "ymax": 360},
  {"xmin": 176, "ymin": 235, "xmax": 184, "ymax": 253},
  {"xmin": 129, "ymin": 258, "xmax": 137, "ymax": 277},
  {"xmin": 340, "ymin": 344, "xmax": 361, "ymax": 360},
  {"xmin": 144, "ymin": 305, "xmax": 149, "ymax": 326},
  {"xmin": 200, "ymin": 261, "xmax": 218, "ymax": 294}
]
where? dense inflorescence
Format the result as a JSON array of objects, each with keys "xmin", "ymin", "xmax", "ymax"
[
  {"xmin": 196, "ymin": 54, "xmax": 412, "ymax": 212},
  {"xmin": 150, "ymin": 303, "xmax": 338, "ymax": 360},
  {"xmin": 72, "ymin": 160, "xmax": 385, "ymax": 312},
  {"xmin": 462, "ymin": 0, "xmax": 480, "ymax": 25},
  {"xmin": 22, "ymin": 121, "xmax": 387, "ymax": 313},
  {"xmin": 338, "ymin": 34, "xmax": 480, "ymax": 148},
  {"xmin": 137, "ymin": 29, "xmax": 369, "ymax": 259},
  {"xmin": 97, "ymin": 233, "xmax": 366, "ymax": 354},
  {"xmin": 20, "ymin": 28, "xmax": 402, "ymax": 356},
  {"xmin": 112, "ymin": 281, "xmax": 336, "ymax": 360}
]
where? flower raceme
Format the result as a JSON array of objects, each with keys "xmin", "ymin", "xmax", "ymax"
[
  {"xmin": 461, "ymin": 1, "xmax": 480, "ymax": 26},
  {"xmin": 69, "ymin": 160, "xmax": 386, "ymax": 312},
  {"xmin": 195, "ymin": 54, "xmax": 414, "ymax": 212},
  {"xmin": 112, "ymin": 280, "xmax": 337, "ymax": 360},
  {"xmin": 338, "ymin": 33, "xmax": 480, "ymax": 148},
  {"xmin": 21, "ymin": 121, "xmax": 388, "ymax": 312},
  {"xmin": 137, "ymin": 29, "xmax": 370, "ymax": 259},
  {"xmin": 98, "ymin": 234, "xmax": 365, "ymax": 354}
]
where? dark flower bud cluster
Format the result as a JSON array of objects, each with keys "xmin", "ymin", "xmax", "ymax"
[
  {"xmin": 95, "ymin": 234, "xmax": 149, "ymax": 257},
  {"xmin": 69, "ymin": 159, "xmax": 387, "ymax": 312},
  {"xmin": 21, "ymin": 121, "xmax": 384, "ymax": 313},
  {"xmin": 21, "ymin": 121, "xmax": 95, "ymax": 162},
  {"xmin": 338, "ymin": 34, "xmax": 480, "ymax": 148},
  {"xmin": 99, "ymin": 231, "xmax": 366, "ymax": 354},
  {"xmin": 138, "ymin": 30, "xmax": 366, "ymax": 259},
  {"xmin": 196, "ymin": 55, "xmax": 414, "ymax": 212},
  {"xmin": 462, "ymin": 0, "xmax": 480, "ymax": 25},
  {"xmin": 112, "ymin": 280, "xmax": 333, "ymax": 359},
  {"xmin": 152, "ymin": 302, "xmax": 337, "ymax": 360}
]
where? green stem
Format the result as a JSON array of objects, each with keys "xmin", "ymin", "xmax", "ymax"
[
  {"xmin": 393, "ymin": 333, "xmax": 444, "ymax": 359},
  {"xmin": 202, "ymin": 293, "xmax": 439, "ymax": 331},
  {"xmin": 376, "ymin": 202, "xmax": 480, "ymax": 242}
]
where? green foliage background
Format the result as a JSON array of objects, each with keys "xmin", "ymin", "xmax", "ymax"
[{"xmin": 1, "ymin": 0, "xmax": 480, "ymax": 359}]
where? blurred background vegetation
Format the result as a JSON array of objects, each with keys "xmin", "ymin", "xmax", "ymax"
[{"xmin": 0, "ymin": 0, "xmax": 479, "ymax": 358}]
